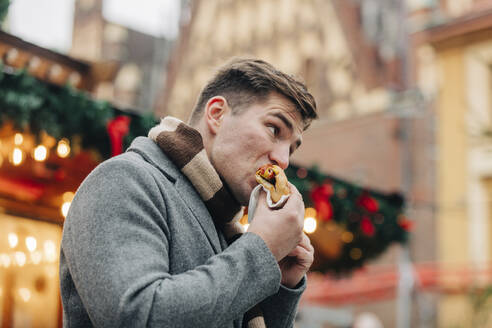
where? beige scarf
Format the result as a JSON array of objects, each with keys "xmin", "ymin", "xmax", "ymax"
[{"xmin": 149, "ymin": 117, "xmax": 266, "ymax": 328}]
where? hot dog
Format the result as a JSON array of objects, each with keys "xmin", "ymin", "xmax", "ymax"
[{"xmin": 255, "ymin": 164, "xmax": 290, "ymax": 203}]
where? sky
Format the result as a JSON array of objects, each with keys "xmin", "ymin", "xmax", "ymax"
[{"xmin": 7, "ymin": 0, "xmax": 180, "ymax": 53}]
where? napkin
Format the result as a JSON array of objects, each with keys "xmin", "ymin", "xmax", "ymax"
[{"xmin": 247, "ymin": 184, "xmax": 290, "ymax": 223}]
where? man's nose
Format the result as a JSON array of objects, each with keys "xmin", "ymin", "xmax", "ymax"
[{"xmin": 269, "ymin": 145, "xmax": 289, "ymax": 170}]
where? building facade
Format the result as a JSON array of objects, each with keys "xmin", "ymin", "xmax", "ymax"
[{"xmin": 412, "ymin": 0, "xmax": 492, "ymax": 326}]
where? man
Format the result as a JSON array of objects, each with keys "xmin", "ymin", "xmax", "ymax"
[{"xmin": 60, "ymin": 58, "xmax": 318, "ymax": 327}]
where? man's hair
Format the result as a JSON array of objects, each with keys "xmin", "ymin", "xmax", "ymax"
[{"xmin": 188, "ymin": 58, "xmax": 318, "ymax": 129}]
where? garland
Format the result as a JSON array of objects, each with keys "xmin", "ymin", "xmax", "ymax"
[
  {"xmin": 0, "ymin": 69, "xmax": 157, "ymax": 159},
  {"xmin": 0, "ymin": 0, "xmax": 9, "ymax": 24},
  {"xmin": 285, "ymin": 164, "xmax": 410, "ymax": 275}
]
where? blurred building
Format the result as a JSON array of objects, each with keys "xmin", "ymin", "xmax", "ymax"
[
  {"xmin": 411, "ymin": 0, "xmax": 492, "ymax": 326},
  {"xmin": 70, "ymin": 0, "xmax": 174, "ymax": 113},
  {"xmin": 156, "ymin": 0, "xmax": 437, "ymax": 327}
]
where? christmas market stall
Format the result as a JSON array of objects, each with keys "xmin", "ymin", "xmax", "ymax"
[{"xmin": 0, "ymin": 31, "xmax": 155, "ymax": 328}]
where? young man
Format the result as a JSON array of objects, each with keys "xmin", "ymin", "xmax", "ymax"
[{"xmin": 60, "ymin": 58, "xmax": 318, "ymax": 327}]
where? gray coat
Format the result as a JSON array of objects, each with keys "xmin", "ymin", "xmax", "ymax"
[{"xmin": 60, "ymin": 137, "xmax": 306, "ymax": 328}]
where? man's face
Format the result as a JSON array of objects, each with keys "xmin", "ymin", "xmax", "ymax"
[{"xmin": 209, "ymin": 93, "xmax": 304, "ymax": 205}]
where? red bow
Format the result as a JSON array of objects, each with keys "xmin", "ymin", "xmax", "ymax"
[{"xmin": 107, "ymin": 115, "xmax": 131, "ymax": 157}]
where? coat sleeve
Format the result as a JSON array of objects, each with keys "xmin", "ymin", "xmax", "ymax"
[
  {"xmin": 61, "ymin": 157, "xmax": 282, "ymax": 328},
  {"xmin": 260, "ymin": 277, "xmax": 307, "ymax": 328}
]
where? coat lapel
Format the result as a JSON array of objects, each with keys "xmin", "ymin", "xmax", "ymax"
[
  {"xmin": 174, "ymin": 176, "xmax": 222, "ymax": 254},
  {"xmin": 127, "ymin": 137, "xmax": 222, "ymax": 254}
]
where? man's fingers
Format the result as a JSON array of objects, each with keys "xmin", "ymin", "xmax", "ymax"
[
  {"xmin": 286, "ymin": 245, "xmax": 314, "ymax": 262},
  {"xmin": 298, "ymin": 233, "xmax": 314, "ymax": 252}
]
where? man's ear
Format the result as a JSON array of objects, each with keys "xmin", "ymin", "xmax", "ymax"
[{"xmin": 205, "ymin": 96, "xmax": 229, "ymax": 135}]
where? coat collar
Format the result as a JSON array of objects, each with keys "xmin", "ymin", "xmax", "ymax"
[{"xmin": 126, "ymin": 137, "xmax": 222, "ymax": 253}]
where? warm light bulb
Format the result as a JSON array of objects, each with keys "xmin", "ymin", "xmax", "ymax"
[
  {"xmin": 18, "ymin": 288, "xmax": 31, "ymax": 302},
  {"xmin": 61, "ymin": 201, "xmax": 71, "ymax": 218},
  {"xmin": 44, "ymin": 240, "xmax": 57, "ymax": 262},
  {"xmin": 304, "ymin": 217, "xmax": 317, "ymax": 234},
  {"xmin": 0, "ymin": 254, "xmax": 11, "ymax": 268},
  {"xmin": 62, "ymin": 191, "xmax": 75, "ymax": 203},
  {"xmin": 14, "ymin": 133, "xmax": 23, "ymax": 145},
  {"xmin": 243, "ymin": 224, "xmax": 250, "ymax": 231},
  {"xmin": 350, "ymin": 248, "xmax": 362, "ymax": 260},
  {"xmin": 14, "ymin": 251, "xmax": 26, "ymax": 267},
  {"xmin": 8, "ymin": 233, "xmax": 18, "ymax": 248},
  {"xmin": 34, "ymin": 145, "xmax": 48, "ymax": 161},
  {"xmin": 341, "ymin": 231, "xmax": 354, "ymax": 243},
  {"xmin": 12, "ymin": 147, "xmax": 24, "ymax": 165},
  {"xmin": 304, "ymin": 207, "xmax": 317, "ymax": 218},
  {"xmin": 25, "ymin": 236, "xmax": 37, "ymax": 252},
  {"xmin": 57, "ymin": 139, "xmax": 70, "ymax": 158},
  {"xmin": 31, "ymin": 251, "xmax": 42, "ymax": 265}
]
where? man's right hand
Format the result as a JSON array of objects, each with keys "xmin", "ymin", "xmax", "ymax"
[{"xmin": 248, "ymin": 183, "xmax": 305, "ymax": 261}]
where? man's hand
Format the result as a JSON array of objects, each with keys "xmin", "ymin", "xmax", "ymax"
[
  {"xmin": 278, "ymin": 233, "xmax": 314, "ymax": 288},
  {"xmin": 248, "ymin": 184, "xmax": 310, "ymax": 271}
]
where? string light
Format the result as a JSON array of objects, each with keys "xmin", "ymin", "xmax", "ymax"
[
  {"xmin": 296, "ymin": 167, "xmax": 308, "ymax": 179},
  {"xmin": 8, "ymin": 233, "xmax": 18, "ymax": 248},
  {"xmin": 305, "ymin": 207, "xmax": 317, "ymax": 218},
  {"xmin": 0, "ymin": 254, "xmax": 11, "ymax": 268},
  {"xmin": 14, "ymin": 133, "xmax": 23, "ymax": 145},
  {"xmin": 11, "ymin": 147, "xmax": 24, "ymax": 165},
  {"xmin": 18, "ymin": 288, "xmax": 31, "ymax": 302},
  {"xmin": 25, "ymin": 236, "xmax": 37, "ymax": 252},
  {"xmin": 33, "ymin": 145, "xmax": 48, "ymax": 161},
  {"xmin": 61, "ymin": 191, "xmax": 75, "ymax": 218},
  {"xmin": 44, "ymin": 240, "xmax": 57, "ymax": 262},
  {"xmin": 31, "ymin": 251, "xmax": 42, "ymax": 265},
  {"xmin": 341, "ymin": 231, "xmax": 354, "ymax": 243},
  {"xmin": 63, "ymin": 191, "xmax": 75, "ymax": 202},
  {"xmin": 304, "ymin": 217, "xmax": 317, "ymax": 234},
  {"xmin": 61, "ymin": 202, "xmax": 71, "ymax": 218},
  {"xmin": 14, "ymin": 251, "xmax": 26, "ymax": 267},
  {"xmin": 57, "ymin": 138, "xmax": 70, "ymax": 158},
  {"xmin": 350, "ymin": 248, "xmax": 362, "ymax": 260}
]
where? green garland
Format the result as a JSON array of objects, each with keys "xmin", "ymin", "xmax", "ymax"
[
  {"xmin": 0, "ymin": 69, "xmax": 157, "ymax": 159},
  {"xmin": 0, "ymin": 0, "xmax": 9, "ymax": 24},
  {"xmin": 286, "ymin": 164, "xmax": 409, "ymax": 275}
]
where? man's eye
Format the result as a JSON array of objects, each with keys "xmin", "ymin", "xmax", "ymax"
[{"xmin": 268, "ymin": 126, "xmax": 278, "ymax": 136}]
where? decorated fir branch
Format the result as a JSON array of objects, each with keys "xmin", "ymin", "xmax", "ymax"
[
  {"xmin": 285, "ymin": 164, "xmax": 411, "ymax": 275},
  {"xmin": 0, "ymin": 69, "xmax": 157, "ymax": 160}
]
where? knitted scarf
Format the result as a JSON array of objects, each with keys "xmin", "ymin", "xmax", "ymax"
[{"xmin": 148, "ymin": 116, "xmax": 267, "ymax": 328}]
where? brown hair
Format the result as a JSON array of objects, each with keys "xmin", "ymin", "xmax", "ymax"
[{"xmin": 188, "ymin": 58, "xmax": 317, "ymax": 129}]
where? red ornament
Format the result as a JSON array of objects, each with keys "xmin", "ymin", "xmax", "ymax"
[
  {"xmin": 316, "ymin": 199, "xmax": 333, "ymax": 221},
  {"xmin": 357, "ymin": 192, "xmax": 379, "ymax": 213},
  {"xmin": 360, "ymin": 216, "xmax": 375, "ymax": 237},
  {"xmin": 107, "ymin": 115, "xmax": 131, "ymax": 157},
  {"xmin": 311, "ymin": 184, "xmax": 334, "ymax": 221},
  {"xmin": 311, "ymin": 183, "xmax": 333, "ymax": 201}
]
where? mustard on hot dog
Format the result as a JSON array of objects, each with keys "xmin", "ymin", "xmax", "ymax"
[{"xmin": 255, "ymin": 164, "xmax": 290, "ymax": 203}]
